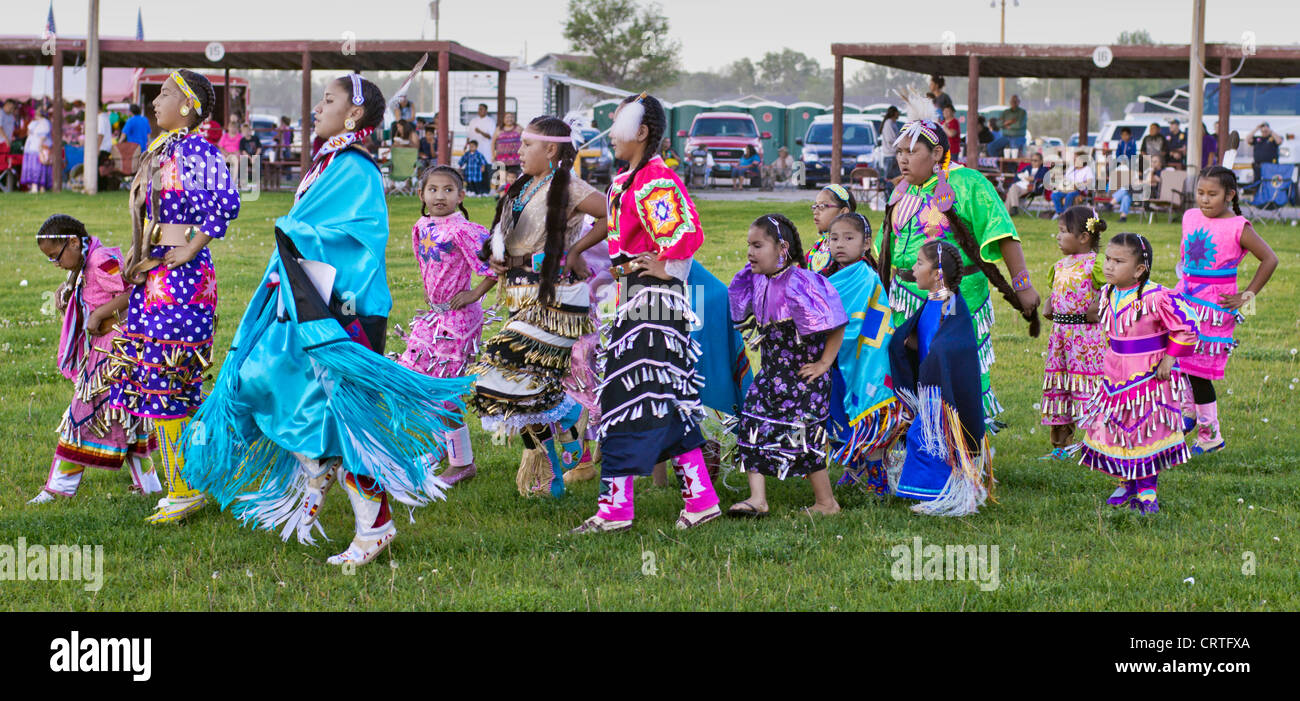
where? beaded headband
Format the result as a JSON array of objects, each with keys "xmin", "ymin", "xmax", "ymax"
[
  {"xmin": 170, "ymin": 71, "xmax": 202, "ymax": 113},
  {"xmin": 822, "ymin": 184, "xmax": 851, "ymax": 205}
]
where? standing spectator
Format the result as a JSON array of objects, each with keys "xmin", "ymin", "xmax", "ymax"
[
  {"xmin": 1003, "ymin": 151, "xmax": 1050, "ymax": 215},
  {"xmin": 1139, "ymin": 123, "xmax": 1165, "ymax": 162},
  {"xmin": 1248, "ymin": 122, "xmax": 1283, "ymax": 182},
  {"xmin": 929, "ymin": 75, "xmax": 953, "ymax": 121},
  {"xmin": 1201, "ymin": 121, "xmax": 1219, "ymax": 168},
  {"xmin": 941, "ymin": 105, "xmax": 961, "ymax": 161},
  {"xmin": 761, "ymin": 146, "xmax": 795, "ymax": 189},
  {"xmin": 1051, "ymin": 150, "xmax": 1094, "ymax": 217},
  {"xmin": 1112, "ymin": 153, "xmax": 1163, "ymax": 223},
  {"xmin": 1114, "ymin": 127, "xmax": 1138, "ymax": 159},
  {"xmin": 277, "ymin": 116, "xmax": 293, "ymax": 161},
  {"xmin": 97, "ymin": 106, "xmax": 113, "ymax": 154},
  {"xmin": 122, "ymin": 103, "xmax": 151, "ymax": 152},
  {"xmin": 416, "ymin": 124, "xmax": 437, "ymax": 173},
  {"xmin": 732, "ymin": 144, "xmax": 761, "ymax": 190},
  {"xmin": 987, "ymin": 94, "xmax": 1028, "ymax": 156},
  {"xmin": 458, "ymin": 139, "xmax": 490, "ymax": 196},
  {"xmin": 878, "ymin": 106, "xmax": 900, "ymax": 180},
  {"xmin": 1164, "ymin": 119, "xmax": 1186, "ymax": 167},
  {"xmin": 492, "ymin": 111, "xmax": 521, "ymax": 174},
  {"xmin": 1, "ymin": 99, "xmax": 17, "ymax": 142},
  {"xmin": 392, "ymin": 94, "xmax": 413, "ymax": 123},
  {"xmin": 19, "ymin": 106, "xmax": 53, "ymax": 192},
  {"xmin": 465, "ymin": 103, "xmax": 495, "ymax": 155}
]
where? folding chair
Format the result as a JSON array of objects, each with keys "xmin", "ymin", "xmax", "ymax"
[
  {"xmin": 1145, "ymin": 168, "xmax": 1188, "ymax": 224},
  {"xmin": 385, "ymin": 146, "xmax": 420, "ymax": 195},
  {"xmin": 1242, "ymin": 163, "xmax": 1295, "ymax": 225}
]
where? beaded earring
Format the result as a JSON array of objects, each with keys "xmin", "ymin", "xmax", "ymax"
[{"xmin": 344, "ymin": 118, "xmax": 356, "ymax": 131}]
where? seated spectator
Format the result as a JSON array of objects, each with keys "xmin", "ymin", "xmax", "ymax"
[
  {"xmin": 416, "ymin": 124, "xmax": 436, "ymax": 173},
  {"xmin": 659, "ymin": 137, "xmax": 680, "ymax": 169},
  {"xmin": 1164, "ymin": 119, "xmax": 1187, "ymax": 168},
  {"xmin": 987, "ymin": 94, "xmax": 1028, "ymax": 156},
  {"xmin": 458, "ymin": 139, "xmax": 490, "ymax": 196},
  {"xmin": 732, "ymin": 145, "xmax": 761, "ymax": 190},
  {"xmin": 1139, "ymin": 123, "xmax": 1165, "ymax": 162},
  {"xmin": 976, "ymin": 116, "xmax": 994, "ymax": 152},
  {"xmin": 239, "ymin": 122, "xmax": 261, "ymax": 158},
  {"xmin": 391, "ymin": 119, "xmax": 417, "ymax": 148},
  {"xmin": 1111, "ymin": 153, "xmax": 1162, "ymax": 223},
  {"xmin": 1052, "ymin": 150, "xmax": 1094, "ymax": 218},
  {"xmin": 1003, "ymin": 151, "xmax": 1050, "ymax": 215},
  {"xmin": 762, "ymin": 146, "xmax": 796, "ymax": 190}
]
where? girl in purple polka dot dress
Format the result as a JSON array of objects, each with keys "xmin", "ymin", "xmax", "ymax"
[{"xmin": 107, "ymin": 70, "xmax": 240, "ymax": 524}]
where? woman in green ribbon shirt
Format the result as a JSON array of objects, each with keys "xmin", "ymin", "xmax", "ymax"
[{"xmin": 877, "ymin": 93, "xmax": 1041, "ymax": 429}]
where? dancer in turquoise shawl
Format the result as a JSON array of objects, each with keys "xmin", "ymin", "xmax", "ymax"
[
  {"xmin": 824, "ymin": 213, "xmax": 905, "ymax": 494},
  {"xmin": 878, "ymin": 91, "xmax": 1041, "ymax": 430},
  {"xmin": 181, "ymin": 73, "xmax": 471, "ymax": 567}
]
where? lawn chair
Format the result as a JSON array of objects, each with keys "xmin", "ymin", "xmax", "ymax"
[
  {"xmin": 1144, "ymin": 168, "xmax": 1188, "ymax": 224},
  {"xmin": 384, "ymin": 146, "xmax": 420, "ymax": 195},
  {"xmin": 1242, "ymin": 162, "xmax": 1296, "ymax": 225}
]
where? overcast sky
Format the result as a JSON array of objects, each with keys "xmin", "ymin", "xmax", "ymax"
[{"xmin": 12, "ymin": 0, "xmax": 1300, "ymax": 72}]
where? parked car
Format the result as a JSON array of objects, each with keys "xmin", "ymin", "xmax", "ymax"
[
  {"xmin": 797, "ymin": 114, "xmax": 878, "ymax": 187},
  {"xmin": 677, "ymin": 112, "xmax": 768, "ymax": 183},
  {"xmin": 577, "ymin": 128, "xmax": 613, "ymax": 186},
  {"xmin": 249, "ymin": 113, "xmax": 280, "ymax": 153},
  {"xmin": 1067, "ymin": 132, "xmax": 1100, "ymax": 148}
]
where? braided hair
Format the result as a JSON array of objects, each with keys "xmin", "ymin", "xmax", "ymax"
[
  {"xmin": 334, "ymin": 74, "xmax": 388, "ymax": 131},
  {"xmin": 480, "ymin": 116, "xmax": 576, "ymax": 306},
  {"xmin": 418, "ymin": 165, "xmax": 470, "ymax": 218},
  {"xmin": 752, "ymin": 213, "xmax": 805, "ymax": 269},
  {"xmin": 615, "ymin": 94, "xmax": 667, "ymax": 211},
  {"xmin": 1061, "ymin": 204, "xmax": 1106, "ymax": 251},
  {"xmin": 1200, "ymin": 165, "xmax": 1242, "ymax": 216},
  {"xmin": 877, "ymin": 138, "xmax": 1040, "ymax": 338},
  {"xmin": 1107, "ymin": 232, "xmax": 1154, "ymax": 321},
  {"xmin": 175, "ymin": 70, "xmax": 216, "ymax": 129},
  {"xmin": 823, "ymin": 211, "xmax": 877, "ymax": 276},
  {"xmin": 916, "ymin": 239, "xmax": 963, "ymax": 293}
]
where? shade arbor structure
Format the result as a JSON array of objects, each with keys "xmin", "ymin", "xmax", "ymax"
[
  {"xmin": 827, "ymin": 42, "xmax": 1300, "ymax": 183},
  {"xmin": 0, "ymin": 38, "xmax": 509, "ymax": 192}
]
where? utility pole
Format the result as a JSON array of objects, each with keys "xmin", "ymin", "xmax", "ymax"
[
  {"xmin": 1188, "ymin": 0, "xmax": 1206, "ymax": 171},
  {"xmin": 993, "ymin": 0, "xmax": 1019, "ymax": 105},
  {"xmin": 85, "ymin": 0, "xmax": 100, "ymax": 194}
]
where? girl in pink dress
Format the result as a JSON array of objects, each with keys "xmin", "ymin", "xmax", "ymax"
[
  {"xmin": 1174, "ymin": 167, "xmax": 1278, "ymax": 454},
  {"xmin": 398, "ymin": 166, "xmax": 497, "ymax": 484},
  {"xmin": 1039, "ymin": 206, "xmax": 1107, "ymax": 460},
  {"xmin": 1080, "ymin": 233, "xmax": 1199, "ymax": 513}
]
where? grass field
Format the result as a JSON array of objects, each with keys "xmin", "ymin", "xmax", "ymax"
[{"xmin": 0, "ymin": 189, "xmax": 1296, "ymax": 611}]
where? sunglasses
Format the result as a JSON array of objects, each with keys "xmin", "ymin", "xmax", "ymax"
[{"xmin": 47, "ymin": 238, "xmax": 72, "ymax": 264}]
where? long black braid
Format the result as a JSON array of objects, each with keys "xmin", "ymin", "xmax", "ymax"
[
  {"xmin": 1108, "ymin": 232, "xmax": 1154, "ymax": 321},
  {"xmin": 615, "ymin": 94, "xmax": 666, "ymax": 211},
  {"xmin": 418, "ymin": 165, "xmax": 470, "ymax": 218},
  {"xmin": 753, "ymin": 213, "xmax": 805, "ymax": 269},
  {"xmin": 477, "ymin": 116, "xmax": 576, "ymax": 306},
  {"xmin": 1201, "ymin": 165, "xmax": 1243, "ymax": 216}
]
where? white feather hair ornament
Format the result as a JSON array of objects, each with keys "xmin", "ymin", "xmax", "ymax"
[
  {"xmin": 610, "ymin": 92, "xmax": 649, "ymax": 143},
  {"xmin": 893, "ymin": 87, "xmax": 943, "ymax": 150},
  {"xmin": 386, "ymin": 53, "xmax": 430, "ymax": 114}
]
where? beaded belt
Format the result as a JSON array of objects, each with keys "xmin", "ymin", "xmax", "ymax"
[{"xmin": 1051, "ymin": 313, "xmax": 1091, "ymax": 325}]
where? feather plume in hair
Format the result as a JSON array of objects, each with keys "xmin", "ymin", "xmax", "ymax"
[
  {"xmin": 610, "ymin": 92, "xmax": 648, "ymax": 143},
  {"xmin": 386, "ymin": 53, "xmax": 429, "ymax": 113},
  {"xmin": 893, "ymin": 87, "xmax": 943, "ymax": 150}
]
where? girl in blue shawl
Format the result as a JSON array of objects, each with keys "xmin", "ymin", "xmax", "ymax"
[
  {"xmin": 887, "ymin": 240, "xmax": 993, "ymax": 517},
  {"xmin": 180, "ymin": 74, "xmax": 472, "ymax": 566},
  {"xmin": 824, "ymin": 213, "xmax": 905, "ymax": 495}
]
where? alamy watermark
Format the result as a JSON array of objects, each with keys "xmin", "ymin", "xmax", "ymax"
[
  {"xmin": 890, "ymin": 536, "xmax": 1000, "ymax": 592},
  {"xmin": 0, "ymin": 538, "xmax": 104, "ymax": 592}
]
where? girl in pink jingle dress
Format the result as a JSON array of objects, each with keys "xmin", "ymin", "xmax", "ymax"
[
  {"xmin": 1079, "ymin": 233, "xmax": 1199, "ymax": 514},
  {"xmin": 1173, "ymin": 167, "xmax": 1277, "ymax": 455},
  {"xmin": 398, "ymin": 166, "xmax": 497, "ymax": 484},
  {"xmin": 1039, "ymin": 206, "xmax": 1107, "ymax": 460}
]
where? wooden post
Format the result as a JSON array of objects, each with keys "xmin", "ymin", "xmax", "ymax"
[
  {"xmin": 85, "ymin": 0, "xmax": 100, "ymax": 194},
  {"xmin": 497, "ymin": 69, "xmax": 507, "ymax": 156},
  {"xmin": 223, "ymin": 66, "xmax": 231, "ymax": 128},
  {"xmin": 1187, "ymin": 0, "xmax": 1206, "ymax": 171},
  {"xmin": 52, "ymin": 41, "xmax": 64, "ymax": 192},
  {"xmin": 438, "ymin": 49, "xmax": 450, "ymax": 164},
  {"xmin": 1078, "ymin": 77, "xmax": 1090, "ymax": 157},
  {"xmin": 831, "ymin": 54, "xmax": 843, "ymax": 185},
  {"xmin": 1218, "ymin": 53, "xmax": 1231, "ymax": 162},
  {"xmin": 967, "ymin": 54, "xmax": 980, "ymax": 166},
  {"xmin": 300, "ymin": 50, "xmax": 311, "ymax": 179}
]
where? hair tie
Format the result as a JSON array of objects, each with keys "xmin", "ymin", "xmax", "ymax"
[
  {"xmin": 767, "ymin": 216, "xmax": 782, "ymax": 238},
  {"xmin": 349, "ymin": 74, "xmax": 365, "ymax": 106}
]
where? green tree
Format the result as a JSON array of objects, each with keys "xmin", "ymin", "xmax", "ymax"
[
  {"xmin": 1116, "ymin": 29, "xmax": 1155, "ymax": 45},
  {"xmin": 561, "ymin": 0, "xmax": 681, "ymax": 91}
]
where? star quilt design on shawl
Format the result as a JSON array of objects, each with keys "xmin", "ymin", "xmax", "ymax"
[{"xmin": 635, "ymin": 178, "xmax": 697, "ymax": 250}]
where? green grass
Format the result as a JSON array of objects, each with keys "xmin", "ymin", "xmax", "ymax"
[{"xmin": 0, "ymin": 190, "xmax": 1297, "ymax": 611}]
